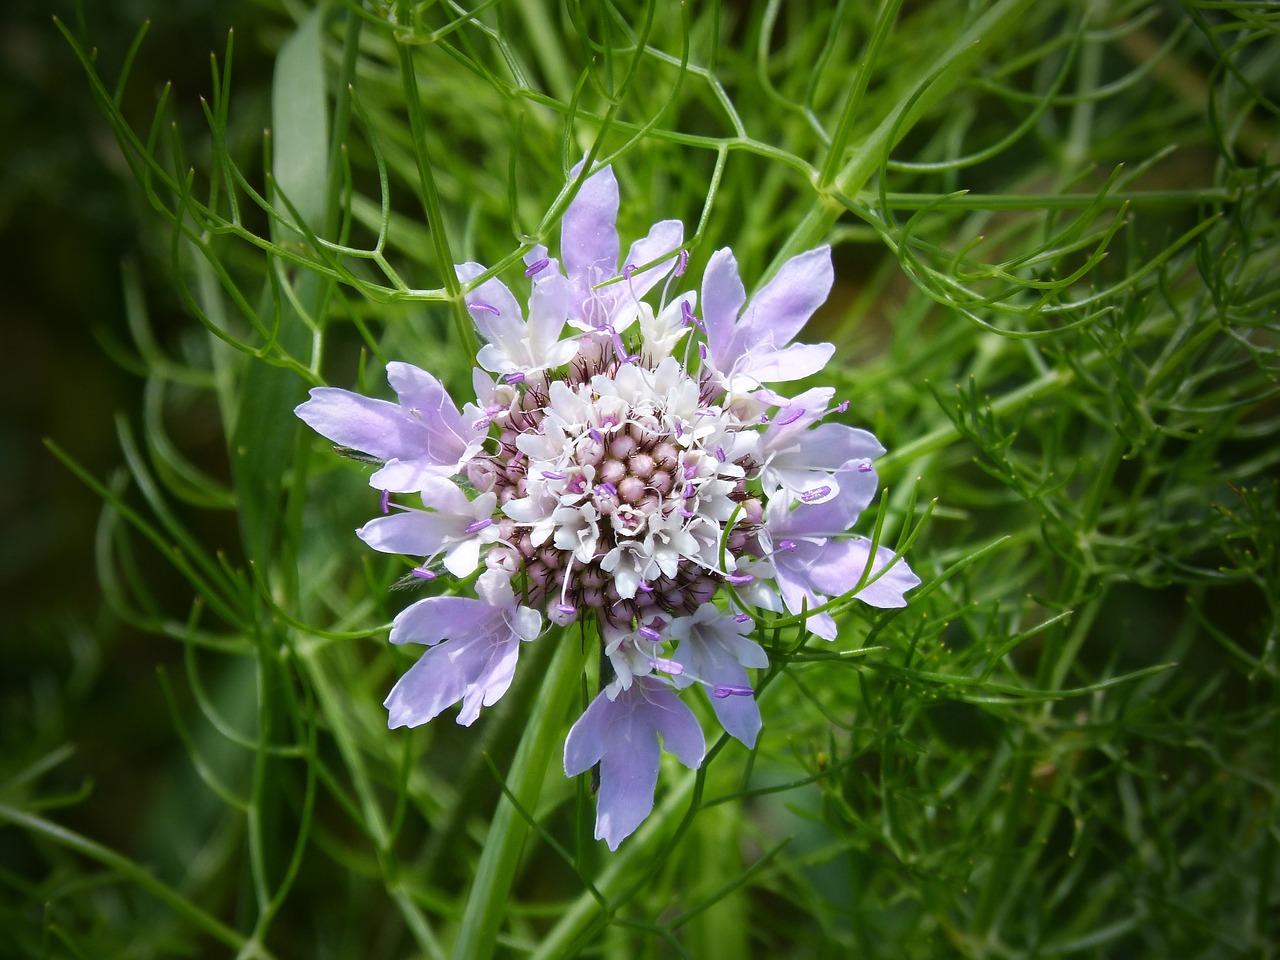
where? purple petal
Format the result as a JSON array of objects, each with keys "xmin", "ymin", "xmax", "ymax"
[
  {"xmin": 456, "ymin": 263, "xmax": 526, "ymax": 351},
  {"xmin": 562, "ymin": 163, "xmax": 620, "ymax": 282},
  {"xmin": 525, "ymin": 271, "xmax": 574, "ymax": 357},
  {"xmin": 670, "ymin": 615, "xmax": 767, "ymax": 748},
  {"xmin": 295, "ymin": 389, "xmax": 418, "ymax": 461},
  {"xmin": 384, "ymin": 630, "xmax": 520, "ymax": 728},
  {"xmin": 385, "ymin": 363, "xmax": 477, "ymax": 464},
  {"xmin": 700, "ymin": 248, "xmax": 747, "ymax": 366},
  {"xmin": 357, "ymin": 510, "xmax": 454, "ymax": 556},
  {"xmin": 564, "ymin": 678, "xmax": 704, "ymax": 850},
  {"xmin": 739, "ymin": 341, "xmax": 836, "ymax": 384},
  {"xmin": 810, "ymin": 539, "xmax": 922, "ymax": 608},
  {"xmin": 772, "ymin": 542, "xmax": 839, "ymax": 640},
  {"xmin": 736, "ymin": 245, "xmax": 833, "ymax": 350},
  {"xmin": 389, "ymin": 595, "xmax": 495, "ymax": 645},
  {"xmin": 768, "ymin": 462, "xmax": 883, "ymax": 538},
  {"xmin": 622, "ymin": 219, "xmax": 685, "ymax": 300}
]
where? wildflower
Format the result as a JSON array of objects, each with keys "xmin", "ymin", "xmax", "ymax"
[{"xmin": 295, "ymin": 162, "xmax": 919, "ymax": 849}]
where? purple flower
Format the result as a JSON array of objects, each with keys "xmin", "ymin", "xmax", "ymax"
[
  {"xmin": 526, "ymin": 162, "xmax": 685, "ymax": 334},
  {"xmin": 456, "ymin": 264, "xmax": 580, "ymax": 376},
  {"xmin": 701, "ymin": 246, "xmax": 837, "ymax": 395},
  {"xmin": 563, "ymin": 677, "xmax": 704, "ymax": 850},
  {"xmin": 765, "ymin": 464, "xmax": 920, "ymax": 638},
  {"xmin": 296, "ymin": 162, "xmax": 920, "ymax": 848},
  {"xmin": 295, "ymin": 362, "xmax": 483, "ymax": 493},
  {"xmin": 385, "ymin": 571, "xmax": 542, "ymax": 727},
  {"xmin": 756, "ymin": 385, "xmax": 886, "ymax": 503},
  {"xmin": 668, "ymin": 607, "xmax": 768, "ymax": 748}
]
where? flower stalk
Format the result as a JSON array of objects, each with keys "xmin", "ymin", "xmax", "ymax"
[{"xmin": 451, "ymin": 629, "xmax": 586, "ymax": 960}]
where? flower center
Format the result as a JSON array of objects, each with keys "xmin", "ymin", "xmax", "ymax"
[{"xmin": 473, "ymin": 354, "xmax": 758, "ymax": 630}]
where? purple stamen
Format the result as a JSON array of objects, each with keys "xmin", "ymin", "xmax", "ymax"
[
  {"xmin": 637, "ymin": 581, "xmax": 655, "ymax": 593},
  {"xmin": 648, "ymin": 656, "xmax": 684, "ymax": 676},
  {"xmin": 589, "ymin": 428, "xmax": 604, "ymax": 443},
  {"xmin": 836, "ymin": 400, "xmax": 850, "ymax": 413},
  {"xmin": 713, "ymin": 684, "xmax": 754, "ymax": 699},
  {"xmin": 541, "ymin": 470, "xmax": 567, "ymax": 480},
  {"xmin": 725, "ymin": 572, "xmax": 754, "ymax": 585},
  {"xmin": 675, "ymin": 250, "xmax": 689, "ymax": 277},
  {"xmin": 412, "ymin": 566, "xmax": 437, "ymax": 581},
  {"xmin": 465, "ymin": 518, "xmax": 493, "ymax": 533},
  {"xmin": 679, "ymin": 508, "xmax": 695, "ymax": 518},
  {"xmin": 778, "ymin": 540, "xmax": 797, "ymax": 552},
  {"xmin": 675, "ymin": 421, "xmax": 684, "ymax": 438},
  {"xmin": 556, "ymin": 603, "xmax": 576, "ymax": 615},
  {"xmin": 733, "ymin": 613, "xmax": 752, "ymax": 623},
  {"xmin": 524, "ymin": 258, "xmax": 550, "ymax": 277},
  {"xmin": 683, "ymin": 482, "xmax": 696, "ymax": 499},
  {"xmin": 595, "ymin": 482, "xmax": 618, "ymax": 498},
  {"xmin": 800, "ymin": 486, "xmax": 831, "ymax": 503},
  {"xmin": 380, "ymin": 489, "xmax": 391, "ymax": 514},
  {"xmin": 698, "ymin": 343, "xmax": 707, "ymax": 360},
  {"xmin": 504, "ymin": 372, "xmax": 526, "ymax": 385},
  {"xmin": 623, "ymin": 263, "xmax": 637, "ymax": 280},
  {"xmin": 638, "ymin": 625, "xmax": 661, "ymax": 641},
  {"xmin": 468, "ymin": 301, "xmax": 500, "ymax": 315},
  {"xmin": 715, "ymin": 446, "xmax": 726, "ymax": 462},
  {"xmin": 680, "ymin": 300, "xmax": 696, "ymax": 326},
  {"xmin": 858, "ymin": 462, "xmax": 873, "ymax": 473},
  {"xmin": 472, "ymin": 417, "xmax": 492, "ymax": 431},
  {"xmin": 775, "ymin": 406, "xmax": 806, "ymax": 426},
  {"xmin": 622, "ymin": 353, "xmax": 641, "ymax": 364}
]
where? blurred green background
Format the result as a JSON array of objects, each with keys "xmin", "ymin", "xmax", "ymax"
[{"xmin": 0, "ymin": 0, "xmax": 275, "ymax": 866}]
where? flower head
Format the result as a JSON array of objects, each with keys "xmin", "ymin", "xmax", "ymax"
[{"xmin": 297, "ymin": 163, "xmax": 919, "ymax": 847}]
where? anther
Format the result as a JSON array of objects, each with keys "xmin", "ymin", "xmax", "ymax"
[
  {"xmin": 380, "ymin": 489, "xmax": 391, "ymax": 514},
  {"xmin": 412, "ymin": 567, "xmax": 437, "ymax": 580},
  {"xmin": 524, "ymin": 258, "xmax": 550, "ymax": 277},
  {"xmin": 465, "ymin": 518, "xmax": 493, "ymax": 533},
  {"xmin": 713, "ymin": 684, "xmax": 753, "ymax": 699},
  {"xmin": 675, "ymin": 250, "xmax": 689, "ymax": 277},
  {"xmin": 638, "ymin": 625, "xmax": 661, "ymax": 641},
  {"xmin": 858, "ymin": 462, "xmax": 873, "ymax": 473},
  {"xmin": 468, "ymin": 301, "xmax": 500, "ymax": 315},
  {"xmin": 836, "ymin": 400, "xmax": 850, "ymax": 413},
  {"xmin": 800, "ymin": 486, "xmax": 831, "ymax": 503},
  {"xmin": 725, "ymin": 572, "xmax": 754, "ymax": 585},
  {"xmin": 775, "ymin": 406, "xmax": 806, "ymax": 426},
  {"xmin": 504, "ymin": 372, "xmax": 526, "ymax": 385}
]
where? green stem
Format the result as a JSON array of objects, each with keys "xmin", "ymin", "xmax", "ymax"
[
  {"xmin": 396, "ymin": 39, "xmax": 477, "ymax": 359},
  {"xmin": 0, "ymin": 803, "xmax": 273, "ymax": 959},
  {"xmin": 451, "ymin": 632, "xmax": 586, "ymax": 960}
]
